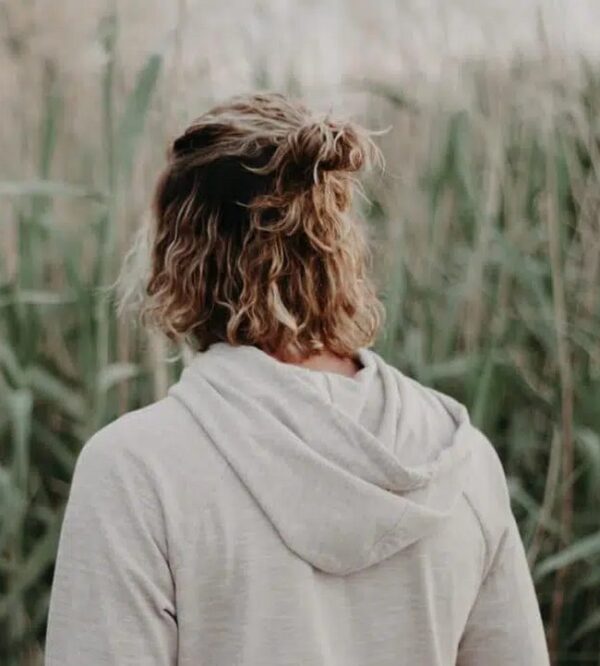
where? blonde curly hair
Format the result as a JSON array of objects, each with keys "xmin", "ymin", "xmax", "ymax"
[{"xmin": 144, "ymin": 91, "xmax": 386, "ymax": 359}]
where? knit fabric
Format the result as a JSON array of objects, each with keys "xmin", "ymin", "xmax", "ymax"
[{"xmin": 45, "ymin": 341, "xmax": 549, "ymax": 665}]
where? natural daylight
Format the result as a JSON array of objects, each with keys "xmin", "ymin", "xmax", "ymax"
[{"xmin": 1, "ymin": 1, "xmax": 599, "ymax": 665}]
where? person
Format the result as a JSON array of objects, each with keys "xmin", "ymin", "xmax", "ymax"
[{"xmin": 44, "ymin": 91, "xmax": 550, "ymax": 665}]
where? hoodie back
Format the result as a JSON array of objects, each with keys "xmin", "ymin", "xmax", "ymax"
[{"xmin": 45, "ymin": 342, "xmax": 550, "ymax": 666}]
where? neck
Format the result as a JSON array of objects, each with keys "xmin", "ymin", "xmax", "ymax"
[{"xmin": 269, "ymin": 347, "xmax": 363, "ymax": 378}]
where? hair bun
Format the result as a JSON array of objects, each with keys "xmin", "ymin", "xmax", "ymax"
[{"xmin": 286, "ymin": 117, "xmax": 374, "ymax": 186}]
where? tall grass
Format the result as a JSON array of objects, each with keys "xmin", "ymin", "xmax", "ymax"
[
  {"xmin": 0, "ymin": 23, "xmax": 599, "ymax": 666},
  {"xmin": 364, "ymin": 62, "xmax": 600, "ymax": 663}
]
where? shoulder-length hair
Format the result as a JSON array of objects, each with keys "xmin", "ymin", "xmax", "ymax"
[{"xmin": 143, "ymin": 91, "xmax": 385, "ymax": 359}]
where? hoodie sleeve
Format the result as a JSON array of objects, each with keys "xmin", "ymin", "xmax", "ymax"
[
  {"xmin": 457, "ymin": 471, "xmax": 550, "ymax": 665},
  {"xmin": 44, "ymin": 425, "xmax": 178, "ymax": 666}
]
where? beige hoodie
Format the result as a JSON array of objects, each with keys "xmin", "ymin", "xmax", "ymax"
[{"xmin": 45, "ymin": 341, "xmax": 550, "ymax": 665}]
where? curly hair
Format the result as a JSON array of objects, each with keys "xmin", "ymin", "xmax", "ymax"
[{"xmin": 143, "ymin": 91, "xmax": 386, "ymax": 359}]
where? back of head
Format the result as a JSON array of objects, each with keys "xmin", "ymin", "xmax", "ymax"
[{"xmin": 144, "ymin": 91, "xmax": 385, "ymax": 359}]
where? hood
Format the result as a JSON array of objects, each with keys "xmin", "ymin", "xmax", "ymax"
[{"xmin": 168, "ymin": 341, "xmax": 476, "ymax": 576}]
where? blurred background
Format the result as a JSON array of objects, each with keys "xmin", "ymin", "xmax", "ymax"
[{"xmin": 1, "ymin": 0, "xmax": 600, "ymax": 664}]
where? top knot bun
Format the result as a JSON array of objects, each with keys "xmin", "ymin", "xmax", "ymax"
[
  {"xmin": 163, "ymin": 92, "xmax": 384, "ymax": 204},
  {"xmin": 285, "ymin": 117, "xmax": 376, "ymax": 187}
]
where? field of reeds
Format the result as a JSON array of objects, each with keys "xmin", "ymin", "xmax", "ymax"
[{"xmin": 1, "ymin": 3, "xmax": 600, "ymax": 665}]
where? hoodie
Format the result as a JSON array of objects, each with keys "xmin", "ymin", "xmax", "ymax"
[{"xmin": 44, "ymin": 341, "xmax": 550, "ymax": 665}]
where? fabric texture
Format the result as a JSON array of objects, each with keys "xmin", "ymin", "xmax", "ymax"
[{"xmin": 45, "ymin": 341, "xmax": 550, "ymax": 665}]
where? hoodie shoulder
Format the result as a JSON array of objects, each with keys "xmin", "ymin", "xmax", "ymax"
[
  {"xmin": 79, "ymin": 396, "xmax": 199, "ymax": 464},
  {"xmin": 75, "ymin": 395, "xmax": 225, "ymax": 511},
  {"xmin": 397, "ymin": 375, "xmax": 515, "ymax": 577},
  {"xmin": 461, "ymin": 424, "xmax": 515, "ymax": 578},
  {"xmin": 71, "ymin": 395, "xmax": 231, "ymax": 570}
]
